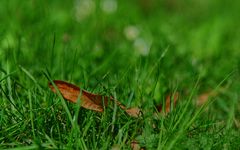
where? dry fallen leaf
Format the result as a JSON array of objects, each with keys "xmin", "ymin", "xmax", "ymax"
[
  {"xmin": 49, "ymin": 80, "xmax": 178, "ymax": 118},
  {"xmin": 197, "ymin": 90, "xmax": 217, "ymax": 106},
  {"xmin": 156, "ymin": 92, "xmax": 179, "ymax": 114},
  {"xmin": 165, "ymin": 92, "xmax": 179, "ymax": 113},
  {"xmin": 125, "ymin": 107, "xmax": 141, "ymax": 118},
  {"xmin": 49, "ymin": 80, "xmax": 141, "ymax": 117},
  {"xmin": 49, "ymin": 80, "xmax": 108, "ymax": 112}
]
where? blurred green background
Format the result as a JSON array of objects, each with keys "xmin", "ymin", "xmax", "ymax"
[{"xmin": 1, "ymin": 0, "xmax": 239, "ymax": 79}]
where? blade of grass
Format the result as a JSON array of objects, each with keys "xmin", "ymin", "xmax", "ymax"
[
  {"xmin": 18, "ymin": 65, "xmax": 42, "ymax": 90},
  {"xmin": 44, "ymin": 133, "xmax": 58, "ymax": 149},
  {"xmin": 111, "ymin": 92, "xmax": 118, "ymax": 133},
  {"xmin": 28, "ymin": 90, "xmax": 36, "ymax": 139},
  {"xmin": 143, "ymin": 45, "xmax": 169, "ymax": 83},
  {"xmin": 0, "ymin": 71, "xmax": 17, "ymax": 83},
  {"xmin": 184, "ymin": 70, "xmax": 235, "ymax": 130},
  {"xmin": 166, "ymin": 71, "xmax": 235, "ymax": 149},
  {"xmin": 0, "ymin": 86, "xmax": 24, "ymax": 117},
  {"xmin": 172, "ymin": 77, "xmax": 200, "ymax": 131},
  {"xmin": 43, "ymin": 71, "xmax": 74, "ymax": 127}
]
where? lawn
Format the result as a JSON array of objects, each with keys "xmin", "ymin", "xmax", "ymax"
[{"xmin": 1, "ymin": 0, "xmax": 240, "ymax": 149}]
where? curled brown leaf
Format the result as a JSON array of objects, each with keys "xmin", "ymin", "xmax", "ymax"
[
  {"xmin": 49, "ymin": 80, "xmax": 140, "ymax": 117},
  {"xmin": 49, "ymin": 80, "xmax": 179, "ymax": 118},
  {"xmin": 49, "ymin": 80, "xmax": 108, "ymax": 112}
]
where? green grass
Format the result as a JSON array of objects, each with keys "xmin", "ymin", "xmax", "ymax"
[{"xmin": 1, "ymin": 0, "xmax": 240, "ymax": 149}]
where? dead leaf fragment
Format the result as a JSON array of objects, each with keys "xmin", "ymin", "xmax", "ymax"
[
  {"xmin": 165, "ymin": 92, "xmax": 179, "ymax": 113},
  {"xmin": 125, "ymin": 107, "xmax": 141, "ymax": 117},
  {"xmin": 197, "ymin": 90, "xmax": 217, "ymax": 106},
  {"xmin": 156, "ymin": 92, "xmax": 179, "ymax": 113}
]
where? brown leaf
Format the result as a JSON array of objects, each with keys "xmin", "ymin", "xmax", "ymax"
[
  {"xmin": 48, "ymin": 80, "xmax": 140, "ymax": 117},
  {"xmin": 125, "ymin": 107, "xmax": 141, "ymax": 118},
  {"xmin": 156, "ymin": 92, "xmax": 179, "ymax": 113},
  {"xmin": 197, "ymin": 90, "xmax": 217, "ymax": 106},
  {"xmin": 49, "ymin": 80, "xmax": 108, "ymax": 112},
  {"xmin": 165, "ymin": 92, "xmax": 179, "ymax": 113}
]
